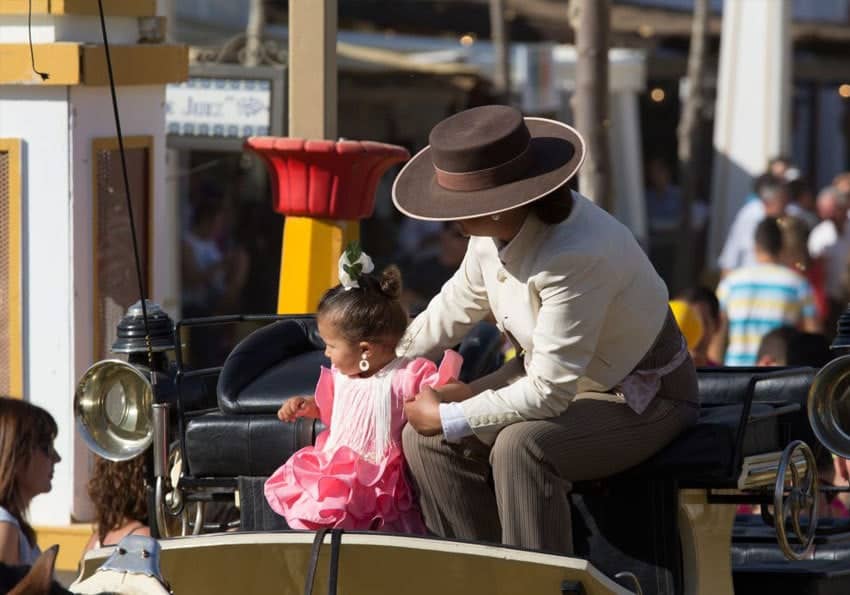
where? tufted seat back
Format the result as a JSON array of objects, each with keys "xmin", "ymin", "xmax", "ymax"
[{"xmin": 217, "ymin": 317, "xmax": 328, "ymax": 415}]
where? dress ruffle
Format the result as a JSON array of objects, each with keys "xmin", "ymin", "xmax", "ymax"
[{"xmin": 265, "ymin": 444, "xmax": 425, "ymax": 533}]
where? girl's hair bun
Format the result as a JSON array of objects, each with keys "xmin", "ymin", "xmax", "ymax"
[{"xmin": 380, "ymin": 265, "xmax": 403, "ymax": 300}]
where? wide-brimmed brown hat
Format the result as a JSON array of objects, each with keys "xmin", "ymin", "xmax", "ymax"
[{"xmin": 392, "ymin": 104, "xmax": 586, "ymax": 221}]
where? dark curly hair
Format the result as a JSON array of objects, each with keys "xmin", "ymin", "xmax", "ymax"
[
  {"xmin": 317, "ymin": 265, "xmax": 409, "ymax": 346},
  {"xmin": 87, "ymin": 455, "xmax": 148, "ymax": 544}
]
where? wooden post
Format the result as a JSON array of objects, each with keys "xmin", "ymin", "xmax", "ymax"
[
  {"xmin": 288, "ymin": 0, "xmax": 337, "ymax": 140},
  {"xmin": 278, "ymin": 0, "xmax": 342, "ymax": 314},
  {"xmin": 673, "ymin": 0, "xmax": 709, "ymax": 292},
  {"xmin": 571, "ymin": 0, "xmax": 612, "ymax": 212},
  {"xmin": 489, "ymin": 0, "xmax": 511, "ymax": 103},
  {"xmin": 243, "ymin": 0, "xmax": 265, "ymax": 67}
]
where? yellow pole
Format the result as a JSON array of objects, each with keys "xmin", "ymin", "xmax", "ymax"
[
  {"xmin": 279, "ymin": 0, "xmax": 345, "ymax": 314},
  {"xmin": 278, "ymin": 218, "xmax": 358, "ymax": 314}
]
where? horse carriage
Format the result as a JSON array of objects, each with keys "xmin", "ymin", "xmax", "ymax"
[{"xmin": 69, "ymin": 301, "xmax": 850, "ymax": 595}]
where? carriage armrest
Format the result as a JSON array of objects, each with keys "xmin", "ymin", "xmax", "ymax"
[{"xmin": 184, "ymin": 412, "xmax": 321, "ymax": 477}]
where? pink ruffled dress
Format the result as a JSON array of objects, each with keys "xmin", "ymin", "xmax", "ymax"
[{"xmin": 264, "ymin": 351, "xmax": 462, "ymax": 533}]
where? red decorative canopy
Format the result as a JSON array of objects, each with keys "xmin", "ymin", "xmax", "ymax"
[{"xmin": 245, "ymin": 137, "xmax": 411, "ymax": 219}]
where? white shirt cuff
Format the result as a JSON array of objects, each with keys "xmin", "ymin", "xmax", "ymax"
[{"xmin": 439, "ymin": 402, "xmax": 474, "ymax": 443}]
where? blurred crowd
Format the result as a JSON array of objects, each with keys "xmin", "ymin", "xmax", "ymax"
[{"xmin": 709, "ymin": 158, "xmax": 850, "ymax": 367}]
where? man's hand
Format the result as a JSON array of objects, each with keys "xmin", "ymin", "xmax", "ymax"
[
  {"xmin": 404, "ymin": 386, "xmax": 443, "ymax": 436},
  {"xmin": 434, "ymin": 380, "xmax": 473, "ymax": 403},
  {"xmin": 277, "ymin": 396, "xmax": 320, "ymax": 422}
]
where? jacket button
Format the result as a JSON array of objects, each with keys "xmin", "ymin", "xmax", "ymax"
[{"xmin": 496, "ymin": 268, "xmax": 507, "ymax": 282}]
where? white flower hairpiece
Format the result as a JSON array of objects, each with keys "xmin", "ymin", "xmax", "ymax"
[{"xmin": 338, "ymin": 241, "xmax": 374, "ymax": 290}]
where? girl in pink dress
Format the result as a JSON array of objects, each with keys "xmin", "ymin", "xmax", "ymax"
[{"xmin": 264, "ymin": 245, "xmax": 462, "ymax": 533}]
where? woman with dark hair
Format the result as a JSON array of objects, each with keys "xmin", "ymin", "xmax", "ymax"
[
  {"xmin": 84, "ymin": 455, "xmax": 149, "ymax": 551},
  {"xmin": 0, "ymin": 397, "xmax": 61, "ymax": 565},
  {"xmin": 392, "ymin": 105, "xmax": 698, "ymax": 554}
]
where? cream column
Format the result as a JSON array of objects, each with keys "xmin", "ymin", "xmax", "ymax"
[{"xmin": 707, "ymin": 0, "xmax": 792, "ymax": 265}]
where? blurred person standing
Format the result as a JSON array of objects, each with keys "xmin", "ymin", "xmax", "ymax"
[
  {"xmin": 786, "ymin": 177, "xmax": 819, "ymax": 230},
  {"xmin": 718, "ymin": 175, "xmax": 791, "ymax": 275},
  {"xmin": 778, "ymin": 215, "xmax": 827, "ymax": 327},
  {"xmin": 767, "ymin": 155, "xmax": 794, "ymax": 180},
  {"xmin": 833, "ymin": 172, "xmax": 850, "ymax": 195},
  {"xmin": 808, "ymin": 185, "xmax": 850, "ymax": 335},
  {"xmin": 715, "ymin": 218, "xmax": 820, "ymax": 366},
  {"xmin": 645, "ymin": 156, "xmax": 683, "ymax": 232}
]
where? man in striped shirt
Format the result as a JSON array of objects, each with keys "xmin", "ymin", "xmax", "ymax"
[{"xmin": 716, "ymin": 217, "xmax": 820, "ymax": 366}]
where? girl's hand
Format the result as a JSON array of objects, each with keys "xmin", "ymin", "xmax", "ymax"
[
  {"xmin": 277, "ymin": 396, "xmax": 319, "ymax": 422},
  {"xmin": 404, "ymin": 386, "xmax": 443, "ymax": 436}
]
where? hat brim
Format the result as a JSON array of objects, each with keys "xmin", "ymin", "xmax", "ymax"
[{"xmin": 392, "ymin": 117, "xmax": 586, "ymax": 221}]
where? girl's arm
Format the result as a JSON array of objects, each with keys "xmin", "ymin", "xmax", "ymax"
[{"xmin": 277, "ymin": 396, "xmax": 320, "ymax": 422}]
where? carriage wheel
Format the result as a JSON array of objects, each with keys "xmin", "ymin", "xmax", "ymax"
[{"xmin": 773, "ymin": 440, "xmax": 818, "ymax": 560}]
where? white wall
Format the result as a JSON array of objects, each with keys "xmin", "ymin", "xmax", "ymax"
[{"xmin": 0, "ymin": 86, "xmax": 74, "ymax": 525}]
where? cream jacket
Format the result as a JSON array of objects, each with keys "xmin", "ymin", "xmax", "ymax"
[{"xmin": 398, "ymin": 193, "xmax": 669, "ymax": 444}]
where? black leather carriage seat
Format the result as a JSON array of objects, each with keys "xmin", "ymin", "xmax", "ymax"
[
  {"xmin": 623, "ymin": 367, "xmax": 817, "ymax": 487},
  {"xmin": 184, "ymin": 317, "xmax": 504, "ymax": 478}
]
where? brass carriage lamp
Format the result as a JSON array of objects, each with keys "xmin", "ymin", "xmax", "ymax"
[
  {"xmin": 245, "ymin": 137, "xmax": 410, "ymax": 314},
  {"xmin": 76, "ymin": 300, "xmax": 176, "ymax": 463}
]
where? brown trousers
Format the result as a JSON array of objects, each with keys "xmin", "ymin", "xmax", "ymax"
[{"xmin": 402, "ymin": 311, "xmax": 699, "ymax": 554}]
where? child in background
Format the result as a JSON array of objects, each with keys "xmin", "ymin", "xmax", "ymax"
[
  {"xmin": 265, "ymin": 244, "xmax": 462, "ymax": 533},
  {"xmin": 676, "ymin": 287, "xmax": 721, "ymax": 366}
]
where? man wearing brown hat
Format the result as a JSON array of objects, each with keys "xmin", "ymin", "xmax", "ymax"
[{"xmin": 394, "ymin": 104, "xmax": 699, "ymax": 554}]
